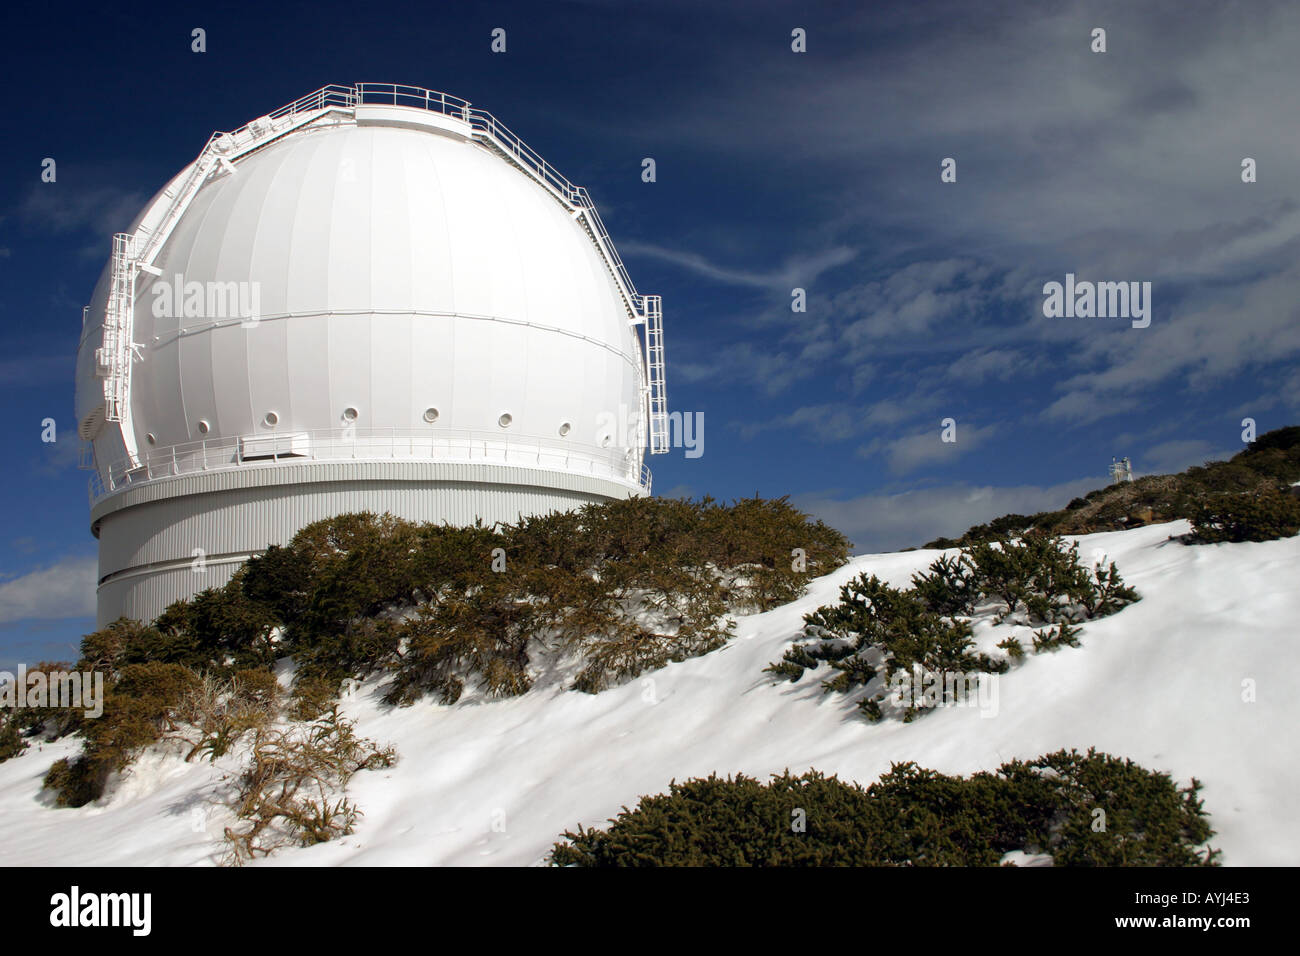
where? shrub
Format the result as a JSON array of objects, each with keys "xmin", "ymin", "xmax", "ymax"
[
  {"xmin": 552, "ymin": 770, "xmax": 888, "ymax": 866},
  {"xmin": 0, "ymin": 714, "xmax": 25, "ymax": 762},
  {"xmin": 48, "ymin": 496, "xmax": 849, "ymax": 807},
  {"xmin": 0, "ymin": 661, "xmax": 84, "ymax": 761},
  {"xmin": 1189, "ymin": 490, "xmax": 1300, "ymax": 543},
  {"xmin": 1030, "ymin": 621, "xmax": 1082, "ymax": 653},
  {"xmin": 43, "ymin": 662, "xmax": 202, "ymax": 806},
  {"xmin": 383, "ymin": 495, "xmax": 842, "ymax": 703},
  {"xmin": 701, "ymin": 496, "xmax": 850, "ymax": 611},
  {"xmin": 550, "ymin": 749, "xmax": 1219, "ymax": 866},
  {"xmin": 909, "ymin": 553, "xmax": 976, "ymax": 616},
  {"xmin": 773, "ymin": 537, "xmax": 1136, "ymax": 720},
  {"xmin": 222, "ymin": 496, "xmax": 847, "ymax": 702},
  {"xmin": 289, "ymin": 675, "xmax": 341, "ymax": 721},
  {"xmin": 173, "ymin": 670, "xmax": 281, "ymax": 762},
  {"xmin": 1082, "ymin": 560, "xmax": 1140, "ymax": 617},
  {"xmin": 222, "ymin": 706, "xmax": 395, "ymax": 866},
  {"xmin": 997, "ymin": 749, "xmax": 1218, "ymax": 866},
  {"xmin": 788, "ymin": 574, "xmax": 1004, "ymax": 721},
  {"xmin": 962, "ymin": 535, "xmax": 1097, "ymax": 625},
  {"xmin": 154, "ymin": 576, "xmax": 279, "ymax": 674},
  {"xmin": 997, "ymin": 636, "xmax": 1025, "ymax": 660},
  {"xmin": 80, "ymin": 618, "xmax": 183, "ymax": 673}
]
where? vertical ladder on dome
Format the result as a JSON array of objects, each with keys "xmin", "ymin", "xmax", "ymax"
[
  {"xmin": 95, "ymin": 232, "xmax": 137, "ymax": 426},
  {"xmin": 642, "ymin": 295, "xmax": 669, "ymax": 454},
  {"xmin": 91, "ymin": 91, "xmax": 347, "ymax": 463},
  {"xmin": 451, "ymin": 92, "xmax": 669, "ymax": 460}
]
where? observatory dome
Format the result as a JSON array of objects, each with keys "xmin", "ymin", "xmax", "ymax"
[{"xmin": 75, "ymin": 84, "xmax": 668, "ymax": 626}]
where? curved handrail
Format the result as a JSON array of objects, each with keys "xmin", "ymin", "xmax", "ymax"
[
  {"xmin": 85, "ymin": 82, "xmax": 670, "ymax": 504},
  {"xmin": 89, "ymin": 425, "xmax": 651, "ymax": 505}
]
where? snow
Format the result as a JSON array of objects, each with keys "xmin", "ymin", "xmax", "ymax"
[{"xmin": 2, "ymin": 520, "xmax": 1296, "ymax": 866}]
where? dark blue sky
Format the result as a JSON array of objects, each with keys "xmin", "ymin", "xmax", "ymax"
[{"xmin": 2, "ymin": 0, "xmax": 1297, "ymax": 667}]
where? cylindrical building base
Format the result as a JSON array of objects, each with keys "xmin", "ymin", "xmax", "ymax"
[{"xmin": 91, "ymin": 459, "xmax": 639, "ymax": 627}]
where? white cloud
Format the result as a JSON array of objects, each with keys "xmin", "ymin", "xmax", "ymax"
[
  {"xmin": 674, "ymin": 340, "xmax": 821, "ymax": 396},
  {"xmin": 0, "ymin": 555, "xmax": 97, "ymax": 624},
  {"xmin": 0, "ymin": 356, "xmax": 73, "ymax": 389},
  {"xmin": 742, "ymin": 390, "xmax": 946, "ymax": 443},
  {"xmin": 1137, "ymin": 439, "xmax": 1232, "ymax": 476},
  {"xmin": 19, "ymin": 183, "xmax": 147, "ymax": 239},
  {"xmin": 833, "ymin": 259, "xmax": 1007, "ymax": 350},
  {"xmin": 947, "ymin": 348, "xmax": 1022, "ymax": 384},
  {"xmin": 744, "ymin": 403, "xmax": 864, "ymax": 443},
  {"xmin": 1044, "ymin": 261, "xmax": 1300, "ymax": 420},
  {"xmin": 621, "ymin": 241, "xmax": 856, "ymax": 290},
  {"xmin": 859, "ymin": 422, "xmax": 998, "ymax": 475},
  {"xmin": 1041, "ymin": 390, "xmax": 1140, "ymax": 426},
  {"xmin": 797, "ymin": 474, "xmax": 1104, "ymax": 553},
  {"xmin": 609, "ymin": 3, "xmax": 1300, "ymax": 427}
]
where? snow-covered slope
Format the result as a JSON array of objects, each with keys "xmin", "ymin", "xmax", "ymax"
[{"xmin": 2, "ymin": 521, "xmax": 1296, "ymax": 866}]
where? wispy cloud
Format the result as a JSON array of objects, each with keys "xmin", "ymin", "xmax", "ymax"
[
  {"xmin": 0, "ymin": 554, "xmax": 96, "ymax": 624},
  {"xmin": 946, "ymin": 348, "xmax": 1022, "ymax": 384},
  {"xmin": 1137, "ymin": 439, "xmax": 1233, "ymax": 476},
  {"xmin": 620, "ymin": 1, "xmax": 1300, "ymax": 434},
  {"xmin": 0, "ymin": 356, "xmax": 73, "ymax": 389},
  {"xmin": 1043, "ymin": 261, "xmax": 1300, "ymax": 423},
  {"xmin": 622, "ymin": 241, "xmax": 856, "ymax": 290},
  {"xmin": 740, "ymin": 387, "xmax": 947, "ymax": 443},
  {"xmin": 674, "ymin": 340, "xmax": 825, "ymax": 396},
  {"xmin": 31, "ymin": 434, "xmax": 81, "ymax": 478},
  {"xmin": 797, "ymin": 474, "xmax": 1104, "ymax": 553},
  {"xmin": 17, "ymin": 183, "xmax": 146, "ymax": 239},
  {"xmin": 859, "ymin": 423, "xmax": 998, "ymax": 476}
]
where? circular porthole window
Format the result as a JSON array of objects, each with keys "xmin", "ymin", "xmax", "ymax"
[
  {"xmin": 263, "ymin": 411, "xmax": 279, "ymax": 427},
  {"xmin": 197, "ymin": 420, "xmax": 210, "ymax": 435},
  {"xmin": 558, "ymin": 421, "xmax": 572, "ymax": 437},
  {"xmin": 498, "ymin": 413, "xmax": 513, "ymax": 428},
  {"xmin": 423, "ymin": 407, "xmax": 440, "ymax": 424},
  {"xmin": 146, "ymin": 433, "xmax": 157, "ymax": 445},
  {"xmin": 342, "ymin": 406, "xmax": 359, "ymax": 423}
]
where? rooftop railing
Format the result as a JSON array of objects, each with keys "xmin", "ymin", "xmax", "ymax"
[
  {"xmin": 85, "ymin": 83, "xmax": 666, "ymax": 506},
  {"xmin": 352, "ymin": 83, "xmax": 644, "ymax": 316},
  {"xmin": 89, "ymin": 426, "xmax": 650, "ymax": 506}
]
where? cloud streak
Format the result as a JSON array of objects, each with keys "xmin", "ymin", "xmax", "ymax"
[
  {"xmin": 0, "ymin": 554, "xmax": 97, "ymax": 624},
  {"xmin": 622, "ymin": 241, "xmax": 857, "ymax": 290},
  {"xmin": 796, "ymin": 474, "xmax": 1104, "ymax": 553}
]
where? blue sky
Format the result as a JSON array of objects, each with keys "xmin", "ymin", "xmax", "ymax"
[{"xmin": 2, "ymin": 0, "xmax": 1298, "ymax": 668}]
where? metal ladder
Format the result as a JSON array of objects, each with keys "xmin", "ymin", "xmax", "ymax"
[
  {"xmin": 95, "ymin": 232, "xmax": 137, "ymax": 424},
  {"xmin": 641, "ymin": 295, "xmax": 669, "ymax": 454},
  {"xmin": 89, "ymin": 87, "xmax": 354, "ymax": 460},
  {"xmin": 453, "ymin": 92, "xmax": 670, "ymax": 458}
]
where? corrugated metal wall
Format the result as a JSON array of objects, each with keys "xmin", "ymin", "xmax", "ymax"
[{"xmin": 94, "ymin": 461, "xmax": 634, "ymax": 626}]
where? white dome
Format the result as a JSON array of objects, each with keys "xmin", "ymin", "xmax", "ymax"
[
  {"xmin": 76, "ymin": 86, "xmax": 667, "ymax": 626},
  {"xmin": 76, "ymin": 106, "xmax": 643, "ymax": 479}
]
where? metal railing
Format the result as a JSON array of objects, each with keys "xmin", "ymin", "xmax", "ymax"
[
  {"xmin": 84, "ymin": 82, "xmax": 670, "ymax": 508},
  {"xmin": 351, "ymin": 84, "xmax": 656, "ymax": 340},
  {"xmin": 135, "ymin": 85, "xmax": 356, "ymax": 268},
  {"xmin": 89, "ymin": 85, "xmax": 361, "ymax": 464},
  {"xmin": 89, "ymin": 425, "xmax": 651, "ymax": 505}
]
